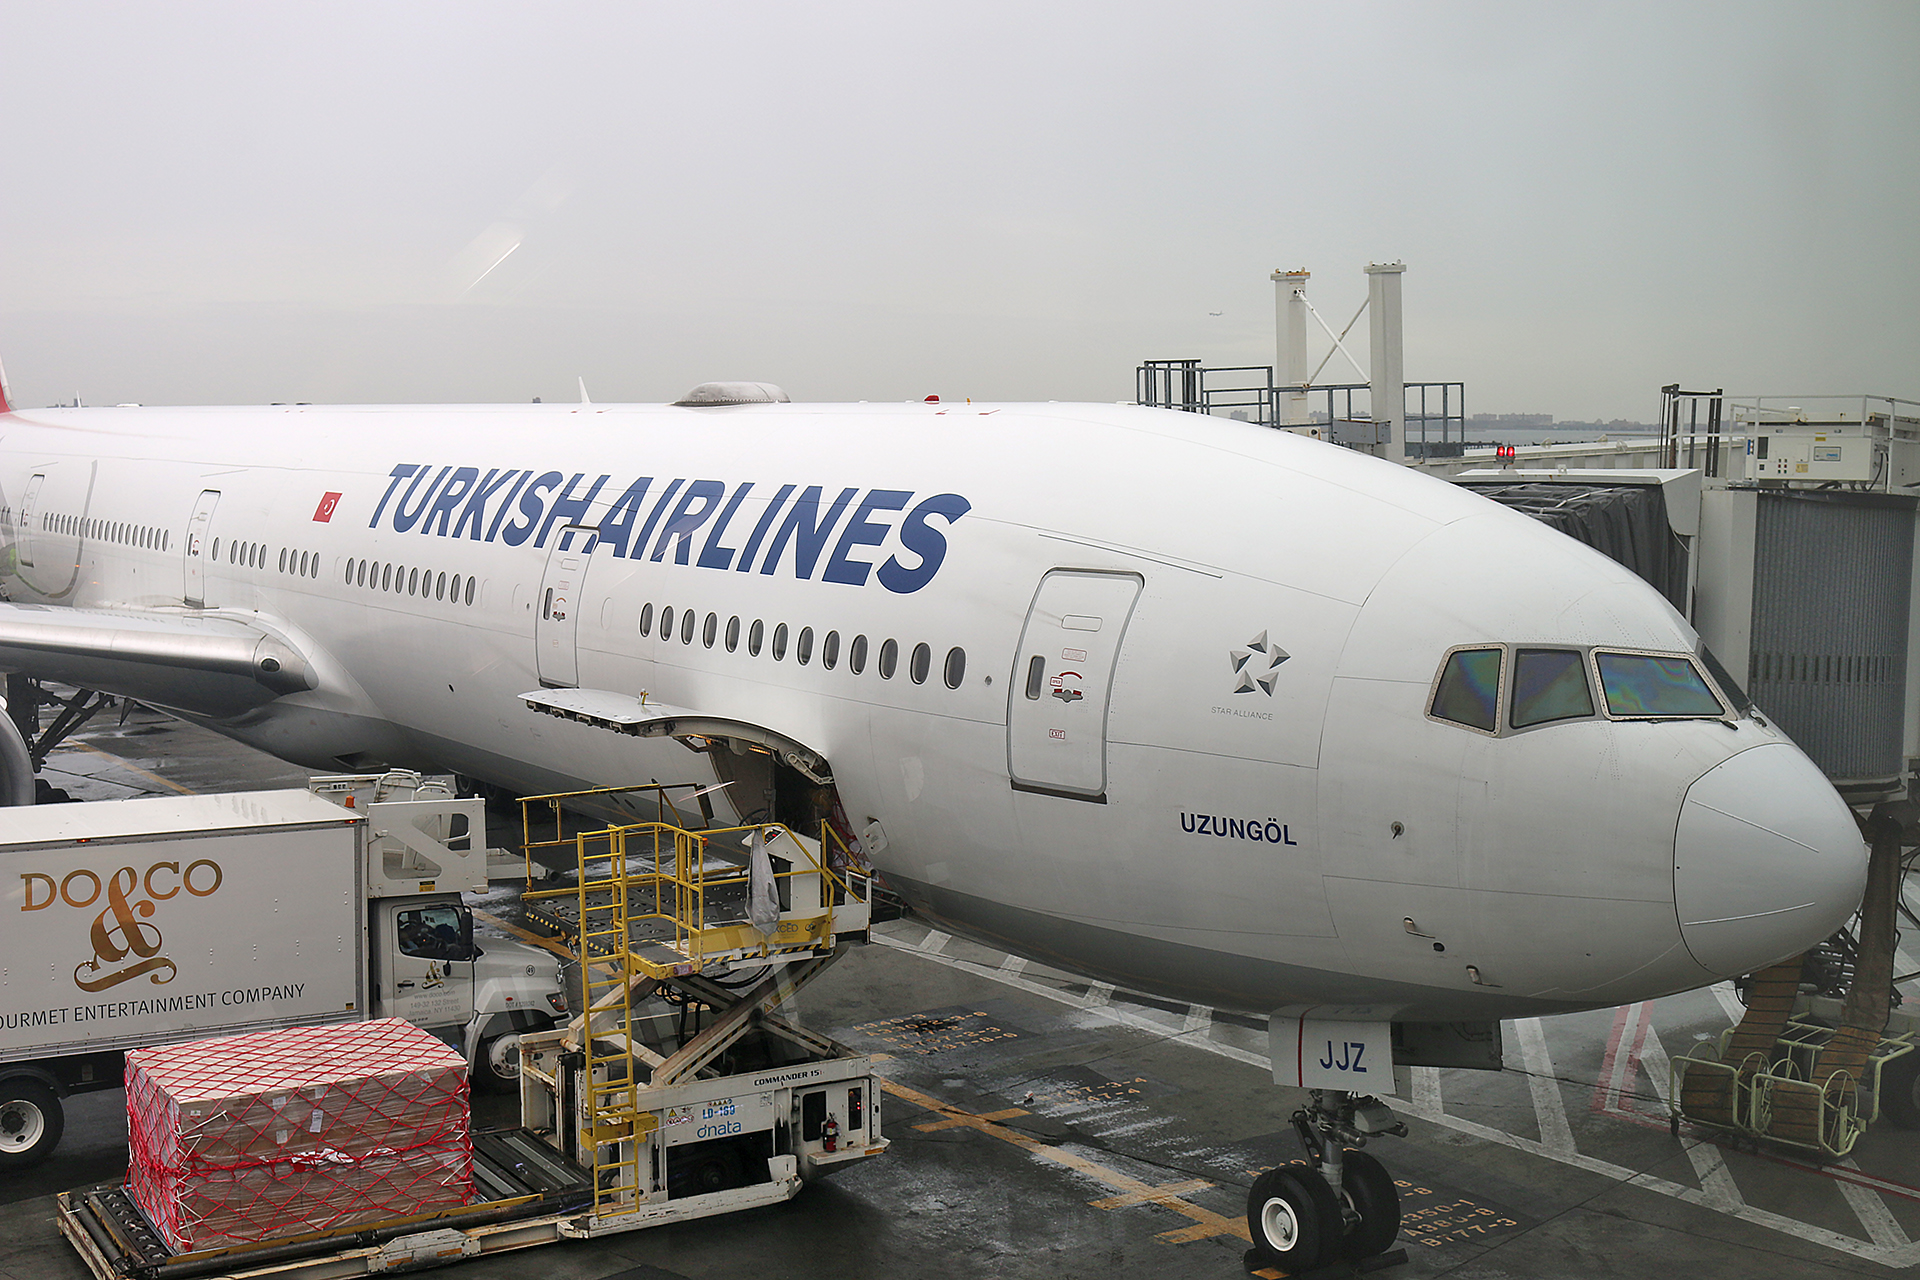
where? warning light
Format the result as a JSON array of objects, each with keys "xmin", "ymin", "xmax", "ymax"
[
  {"xmin": 924, "ymin": 395, "xmax": 940, "ymax": 403},
  {"xmin": 1496, "ymin": 445, "xmax": 1517, "ymax": 463}
]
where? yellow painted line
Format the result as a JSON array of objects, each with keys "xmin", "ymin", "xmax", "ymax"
[
  {"xmin": 878, "ymin": 1077, "xmax": 1249, "ymax": 1247},
  {"xmin": 1089, "ymin": 1177, "xmax": 1214, "ymax": 1210},
  {"xmin": 912, "ymin": 1106, "xmax": 1029, "ymax": 1132},
  {"xmin": 62, "ymin": 741, "xmax": 197, "ymax": 794}
]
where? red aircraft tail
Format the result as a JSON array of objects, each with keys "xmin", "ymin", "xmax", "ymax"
[{"xmin": 0, "ymin": 356, "xmax": 11, "ymax": 414}]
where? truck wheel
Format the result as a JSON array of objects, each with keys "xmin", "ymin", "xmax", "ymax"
[
  {"xmin": 0, "ymin": 1079, "xmax": 63, "ymax": 1167},
  {"xmin": 476, "ymin": 1033, "xmax": 522, "ymax": 1094}
]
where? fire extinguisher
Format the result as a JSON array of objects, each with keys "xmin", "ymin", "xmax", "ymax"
[{"xmin": 822, "ymin": 1116, "xmax": 840, "ymax": 1153}]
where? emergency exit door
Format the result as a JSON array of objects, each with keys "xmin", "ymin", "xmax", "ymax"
[
  {"xmin": 182, "ymin": 489, "xmax": 220, "ymax": 606},
  {"xmin": 16, "ymin": 474, "xmax": 44, "ymax": 568},
  {"xmin": 1007, "ymin": 570, "xmax": 1143, "ymax": 803},
  {"xmin": 535, "ymin": 526, "xmax": 597, "ymax": 687}
]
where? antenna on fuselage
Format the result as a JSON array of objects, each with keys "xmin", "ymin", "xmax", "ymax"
[{"xmin": 578, "ymin": 377, "xmax": 592, "ymax": 406}]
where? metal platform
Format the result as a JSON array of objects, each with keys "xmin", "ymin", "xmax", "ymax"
[{"xmin": 58, "ymin": 1129, "xmax": 593, "ymax": 1279}]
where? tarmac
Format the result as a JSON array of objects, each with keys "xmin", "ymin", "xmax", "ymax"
[{"xmin": 3, "ymin": 702, "xmax": 1918, "ymax": 1279}]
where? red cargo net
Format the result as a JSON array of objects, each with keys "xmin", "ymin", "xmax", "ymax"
[{"xmin": 126, "ymin": 1018, "xmax": 473, "ymax": 1253}]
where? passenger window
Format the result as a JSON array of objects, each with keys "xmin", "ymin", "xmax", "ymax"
[
  {"xmin": 1510, "ymin": 649, "xmax": 1594, "ymax": 728},
  {"xmin": 1430, "ymin": 648, "xmax": 1502, "ymax": 732},
  {"xmin": 726, "ymin": 616, "xmax": 741, "ymax": 652},
  {"xmin": 703, "ymin": 612, "xmax": 717, "ymax": 648},
  {"xmin": 279, "ymin": 548, "xmax": 288, "ymax": 573},
  {"xmin": 382, "ymin": 564, "xmax": 393, "ymax": 591},
  {"xmin": 464, "ymin": 577, "xmax": 475, "ymax": 606},
  {"xmin": 910, "ymin": 642, "xmax": 931, "ymax": 685},
  {"xmin": 749, "ymin": 619, "xmax": 765, "ymax": 656},
  {"xmin": 660, "ymin": 605, "xmax": 674, "ymax": 638},
  {"xmin": 849, "ymin": 634, "xmax": 868, "ymax": 674},
  {"xmin": 945, "ymin": 647, "xmax": 966, "ymax": 689},
  {"xmin": 1025, "ymin": 654, "xmax": 1045, "ymax": 699},
  {"xmin": 822, "ymin": 630, "xmax": 840, "ymax": 670},
  {"xmin": 1596, "ymin": 652, "xmax": 1725, "ymax": 718},
  {"xmin": 680, "ymin": 607, "xmax": 696, "ymax": 644},
  {"xmin": 797, "ymin": 627, "xmax": 814, "ymax": 665},
  {"xmin": 409, "ymin": 568, "xmax": 419, "ymax": 595},
  {"xmin": 879, "ymin": 638, "xmax": 898, "ymax": 679},
  {"xmin": 772, "ymin": 623, "xmax": 789, "ymax": 660},
  {"xmin": 639, "ymin": 603, "xmax": 653, "ymax": 636},
  {"xmin": 436, "ymin": 571, "xmax": 447, "ymax": 600}
]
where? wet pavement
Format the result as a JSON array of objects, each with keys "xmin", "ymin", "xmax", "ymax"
[{"xmin": 3, "ymin": 702, "xmax": 1917, "ymax": 1279}]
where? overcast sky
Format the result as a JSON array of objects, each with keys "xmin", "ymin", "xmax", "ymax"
[{"xmin": 1, "ymin": 2, "xmax": 1913, "ymax": 421}]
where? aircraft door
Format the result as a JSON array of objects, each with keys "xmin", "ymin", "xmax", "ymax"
[
  {"xmin": 535, "ymin": 525, "xmax": 597, "ymax": 688},
  {"xmin": 182, "ymin": 489, "xmax": 220, "ymax": 606},
  {"xmin": 15, "ymin": 474, "xmax": 44, "ymax": 568},
  {"xmin": 380, "ymin": 901, "xmax": 477, "ymax": 1030},
  {"xmin": 1007, "ymin": 569, "xmax": 1143, "ymax": 802}
]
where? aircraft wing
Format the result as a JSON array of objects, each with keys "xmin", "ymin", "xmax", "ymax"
[{"xmin": 0, "ymin": 602, "xmax": 315, "ymax": 717}]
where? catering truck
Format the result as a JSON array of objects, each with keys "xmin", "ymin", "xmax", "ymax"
[{"xmin": 0, "ymin": 778, "xmax": 568, "ymax": 1166}]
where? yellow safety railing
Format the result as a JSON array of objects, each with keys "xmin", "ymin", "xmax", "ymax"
[
  {"xmin": 526, "ymin": 813, "xmax": 871, "ymax": 979},
  {"xmin": 514, "ymin": 783, "xmax": 706, "ymax": 886}
]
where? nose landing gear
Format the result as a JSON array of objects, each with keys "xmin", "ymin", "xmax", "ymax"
[{"xmin": 1246, "ymin": 1089, "xmax": 1407, "ymax": 1274}]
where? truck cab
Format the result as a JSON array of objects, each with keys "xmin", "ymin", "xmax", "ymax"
[
  {"xmin": 375, "ymin": 896, "xmax": 567, "ymax": 1089},
  {"xmin": 311, "ymin": 771, "xmax": 569, "ymax": 1092}
]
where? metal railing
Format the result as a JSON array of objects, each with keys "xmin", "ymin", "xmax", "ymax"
[{"xmin": 1137, "ymin": 360, "xmax": 1466, "ymax": 454}]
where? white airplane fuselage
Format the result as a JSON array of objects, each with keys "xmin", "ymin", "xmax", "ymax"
[{"xmin": 0, "ymin": 399, "xmax": 1867, "ymax": 1023}]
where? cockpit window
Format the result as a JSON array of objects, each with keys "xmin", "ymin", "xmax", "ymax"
[
  {"xmin": 1430, "ymin": 648, "xmax": 1502, "ymax": 731},
  {"xmin": 1596, "ymin": 652, "xmax": 1725, "ymax": 718},
  {"xmin": 1511, "ymin": 649, "xmax": 1594, "ymax": 728}
]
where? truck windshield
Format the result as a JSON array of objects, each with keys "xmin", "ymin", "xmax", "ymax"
[
  {"xmin": 1595, "ymin": 652, "xmax": 1725, "ymax": 718},
  {"xmin": 398, "ymin": 905, "xmax": 472, "ymax": 960}
]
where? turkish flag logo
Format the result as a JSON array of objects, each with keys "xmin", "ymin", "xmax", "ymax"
[{"xmin": 313, "ymin": 492, "xmax": 342, "ymax": 523}]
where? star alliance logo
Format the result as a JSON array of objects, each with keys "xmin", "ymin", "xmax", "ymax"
[{"xmin": 1230, "ymin": 631, "xmax": 1289, "ymax": 695}]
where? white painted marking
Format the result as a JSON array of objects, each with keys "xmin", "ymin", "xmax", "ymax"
[
  {"xmin": 1083, "ymin": 982, "xmax": 1115, "ymax": 1008},
  {"xmin": 1837, "ymin": 1157, "xmax": 1911, "ymax": 1250},
  {"xmin": 1638, "ymin": 1024, "xmax": 1743, "ymax": 1211},
  {"xmin": 1709, "ymin": 980, "xmax": 1747, "ymax": 1025},
  {"xmin": 1514, "ymin": 1018, "xmax": 1575, "ymax": 1153},
  {"xmin": 998, "ymin": 955, "xmax": 1028, "ymax": 976},
  {"xmin": 1181, "ymin": 1005, "xmax": 1212, "ymax": 1036},
  {"xmin": 871, "ymin": 926, "xmax": 1920, "ymax": 1268},
  {"xmin": 1410, "ymin": 1066, "xmax": 1441, "ymax": 1113},
  {"xmin": 918, "ymin": 929, "xmax": 951, "ymax": 956}
]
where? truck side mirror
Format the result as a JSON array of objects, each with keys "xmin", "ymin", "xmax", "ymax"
[{"xmin": 456, "ymin": 907, "xmax": 480, "ymax": 961}]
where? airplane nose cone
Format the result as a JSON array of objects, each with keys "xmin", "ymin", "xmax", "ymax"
[{"xmin": 1673, "ymin": 743, "xmax": 1867, "ymax": 978}]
